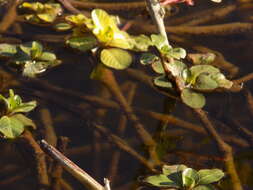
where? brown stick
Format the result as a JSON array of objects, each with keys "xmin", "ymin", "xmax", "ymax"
[
  {"xmin": 193, "ymin": 109, "xmax": 243, "ymax": 190},
  {"xmin": 93, "ymin": 123, "xmax": 158, "ymax": 173},
  {"xmin": 51, "ymin": 137, "xmax": 69, "ymax": 190},
  {"xmin": 94, "ymin": 65, "xmax": 160, "ymax": 166},
  {"xmin": 40, "ymin": 140, "xmax": 104, "ymax": 190},
  {"xmin": 16, "ymin": 130, "xmax": 50, "ymax": 190},
  {"xmin": 108, "ymin": 82, "xmax": 137, "ymax": 181},
  {"xmin": 233, "ymin": 72, "xmax": 253, "ymax": 84},
  {"xmin": 0, "ymin": 0, "xmax": 22, "ymax": 33}
]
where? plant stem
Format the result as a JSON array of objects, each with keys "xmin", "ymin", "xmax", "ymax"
[
  {"xmin": 193, "ymin": 109, "xmax": 243, "ymax": 190},
  {"xmin": 40, "ymin": 140, "xmax": 105, "ymax": 190}
]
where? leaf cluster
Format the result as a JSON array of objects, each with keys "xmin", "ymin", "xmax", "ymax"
[
  {"xmin": 0, "ymin": 89, "xmax": 36, "ymax": 139},
  {"xmin": 19, "ymin": 2, "xmax": 62, "ymax": 23},
  {"xmin": 0, "ymin": 41, "xmax": 61, "ymax": 77},
  {"xmin": 143, "ymin": 164, "xmax": 225, "ymax": 190},
  {"xmin": 55, "ymin": 9, "xmax": 233, "ymax": 108}
]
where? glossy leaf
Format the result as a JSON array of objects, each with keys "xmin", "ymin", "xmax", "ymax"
[
  {"xmin": 20, "ymin": 2, "xmax": 62, "ymax": 23},
  {"xmin": 0, "ymin": 44, "xmax": 17, "ymax": 57},
  {"xmin": 182, "ymin": 168, "xmax": 199, "ymax": 188},
  {"xmin": 153, "ymin": 75, "xmax": 173, "ymax": 88},
  {"xmin": 39, "ymin": 52, "xmax": 57, "ymax": 62},
  {"xmin": 167, "ymin": 47, "xmax": 186, "ymax": 59},
  {"xmin": 143, "ymin": 174, "xmax": 180, "ymax": 188},
  {"xmin": 193, "ymin": 184, "xmax": 216, "ymax": 190},
  {"xmin": 100, "ymin": 48, "xmax": 132, "ymax": 70},
  {"xmin": 0, "ymin": 116, "xmax": 24, "ymax": 139},
  {"xmin": 66, "ymin": 36, "xmax": 97, "ymax": 52},
  {"xmin": 140, "ymin": 53, "xmax": 160, "ymax": 65},
  {"xmin": 23, "ymin": 61, "xmax": 50, "ymax": 77},
  {"xmin": 194, "ymin": 74, "xmax": 218, "ymax": 90},
  {"xmin": 198, "ymin": 169, "xmax": 224, "ymax": 185},
  {"xmin": 181, "ymin": 88, "xmax": 206, "ymax": 108},
  {"xmin": 54, "ymin": 23, "xmax": 72, "ymax": 31}
]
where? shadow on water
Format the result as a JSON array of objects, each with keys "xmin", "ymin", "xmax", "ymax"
[{"xmin": 0, "ymin": 0, "xmax": 253, "ymax": 190}]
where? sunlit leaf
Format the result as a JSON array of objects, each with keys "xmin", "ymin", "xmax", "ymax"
[
  {"xmin": 0, "ymin": 116, "xmax": 24, "ymax": 139},
  {"xmin": 193, "ymin": 184, "xmax": 216, "ymax": 190},
  {"xmin": 132, "ymin": 34, "xmax": 152, "ymax": 51},
  {"xmin": 167, "ymin": 47, "xmax": 186, "ymax": 59},
  {"xmin": 198, "ymin": 169, "xmax": 224, "ymax": 185},
  {"xmin": 140, "ymin": 53, "xmax": 160, "ymax": 65},
  {"xmin": 151, "ymin": 34, "xmax": 170, "ymax": 50},
  {"xmin": 11, "ymin": 101, "xmax": 37, "ymax": 114},
  {"xmin": 143, "ymin": 174, "xmax": 180, "ymax": 188},
  {"xmin": 54, "ymin": 22, "xmax": 72, "ymax": 31},
  {"xmin": 194, "ymin": 74, "xmax": 218, "ymax": 90},
  {"xmin": 31, "ymin": 41, "xmax": 43, "ymax": 59},
  {"xmin": 39, "ymin": 52, "xmax": 57, "ymax": 62},
  {"xmin": 23, "ymin": 61, "xmax": 50, "ymax": 77},
  {"xmin": 153, "ymin": 75, "xmax": 173, "ymax": 88},
  {"xmin": 66, "ymin": 36, "xmax": 97, "ymax": 52},
  {"xmin": 0, "ymin": 44, "xmax": 17, "ymax": 57},
  {"xmin": 187, "ymin": 53, "xmax": 216, "ymax": 65},
  {"xmin": 100, "ymin": 48, "xmax": 132, "ymax": 70},
  {"xmin": 182, "ymin": 168, "xmax": 199, "ymax": 188},
  {"xmin": 11, "ymin": 114, "xmax": 36, "ymax": 129},
  {"xmin": 181, "ymin": 88, "xmax": 206, "ymax": 108},
  {"xmin": 37, "ymin": 13, "xmax": 55, "ymax": 23}
]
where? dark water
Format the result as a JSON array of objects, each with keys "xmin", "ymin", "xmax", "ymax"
[{"xmin": 0, "ymin": 0, "xmax": 253, "ymax": 190}]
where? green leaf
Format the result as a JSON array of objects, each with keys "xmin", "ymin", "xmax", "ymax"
[
  {"xmin": 0, "ymin": 44, "xmax": 17, "ymax": 57},
  {"xmin": 54, "ymin": 23, "xmax": 72, "ymax": 31},
  {"xmin": 189, "ymin": 65, "xmax": 220, "ymax": 84},
  {"xmin": 66, "ymin": 36, "xmax": 97, "ymax": 52},
  {"xmin": 37, "ymin": 13, "xmax": 55, "ymax": 23},
  {"xmin": 100, "ymin": 48, "xmax": 132, "ymax": 70},
  {"xmin": 211, "ymin": 73, "xmax": 233, "ymax": 89},
  {"xmin": 151, "ymin": 61, "xmax": 164, "ymax": 74},
  {"xmin": 66, "ymin": 14, "xmax": 91, "ymax": 27},
  {"xmin": 151, "ymin": 34, "xmax": 170, "ymax": 50},
  {"xmin": 194, "ymin": 74, "xmax": 218, "ymax": 90},
  {"xmin": 0, "ymin": 116, "xmax": 24, "ymax": 139},
  {"xmin": 132, "ymin": 34, "xmax": 152, "ymax": 51},
  {"xmin": 167, "ymin": 48, "xmax": 186, "ymax": 59},
  {"xmin": 11, "ymin": 101, "xmax": 37, "ymax": 114},
  {"xmin": 31, "ymin": 41, "xmax": 43, "ymax": 59},
  {"xmin": 166, "ymin": 60, "xmax": 187, "ymax": 77},
  {"xmin": 38, "ymin": 52, "xmax": 57, "ymax": 62},
  {"xmin": 140, "ymin": 53, "xmax": 160, "ymax": 65},
  {"xmin": 153, "ymin": 75, "xmax": 173, "ymax": 88},
  {"xmin": 11, "ymin": 114, "xmax": 36, "ymax": 129},
  {"xmin": 143, "ymin": 174, "xmax": 180, "ymax": 188},
  {"xmin": 188, "ymin": 53, "xmax": 216, "ymax": 65},
  {"xmin": 181, "ymin": 88, "xmax": 206, "ymax": 108},
  {"xmin": 182, "ymin": 168, "xmax": 199, "ymax": 188},
  {"xmin": 162, "ymin": 164, "xmax": 188, "ymax": 175},
  {"xmin": 23, "ymin": 61, "xmax": 50, "ymax": 77},
  {"xmin": 20, "ymin": 41, "xmax": 43, "ymax": 58},
  {"xmin": 198, "ymin": 169, "xmax": 224, "ymax": 185},
  {"xmin": 193, "ymin": 184, "xmax": 216, "ymax": 190}
]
